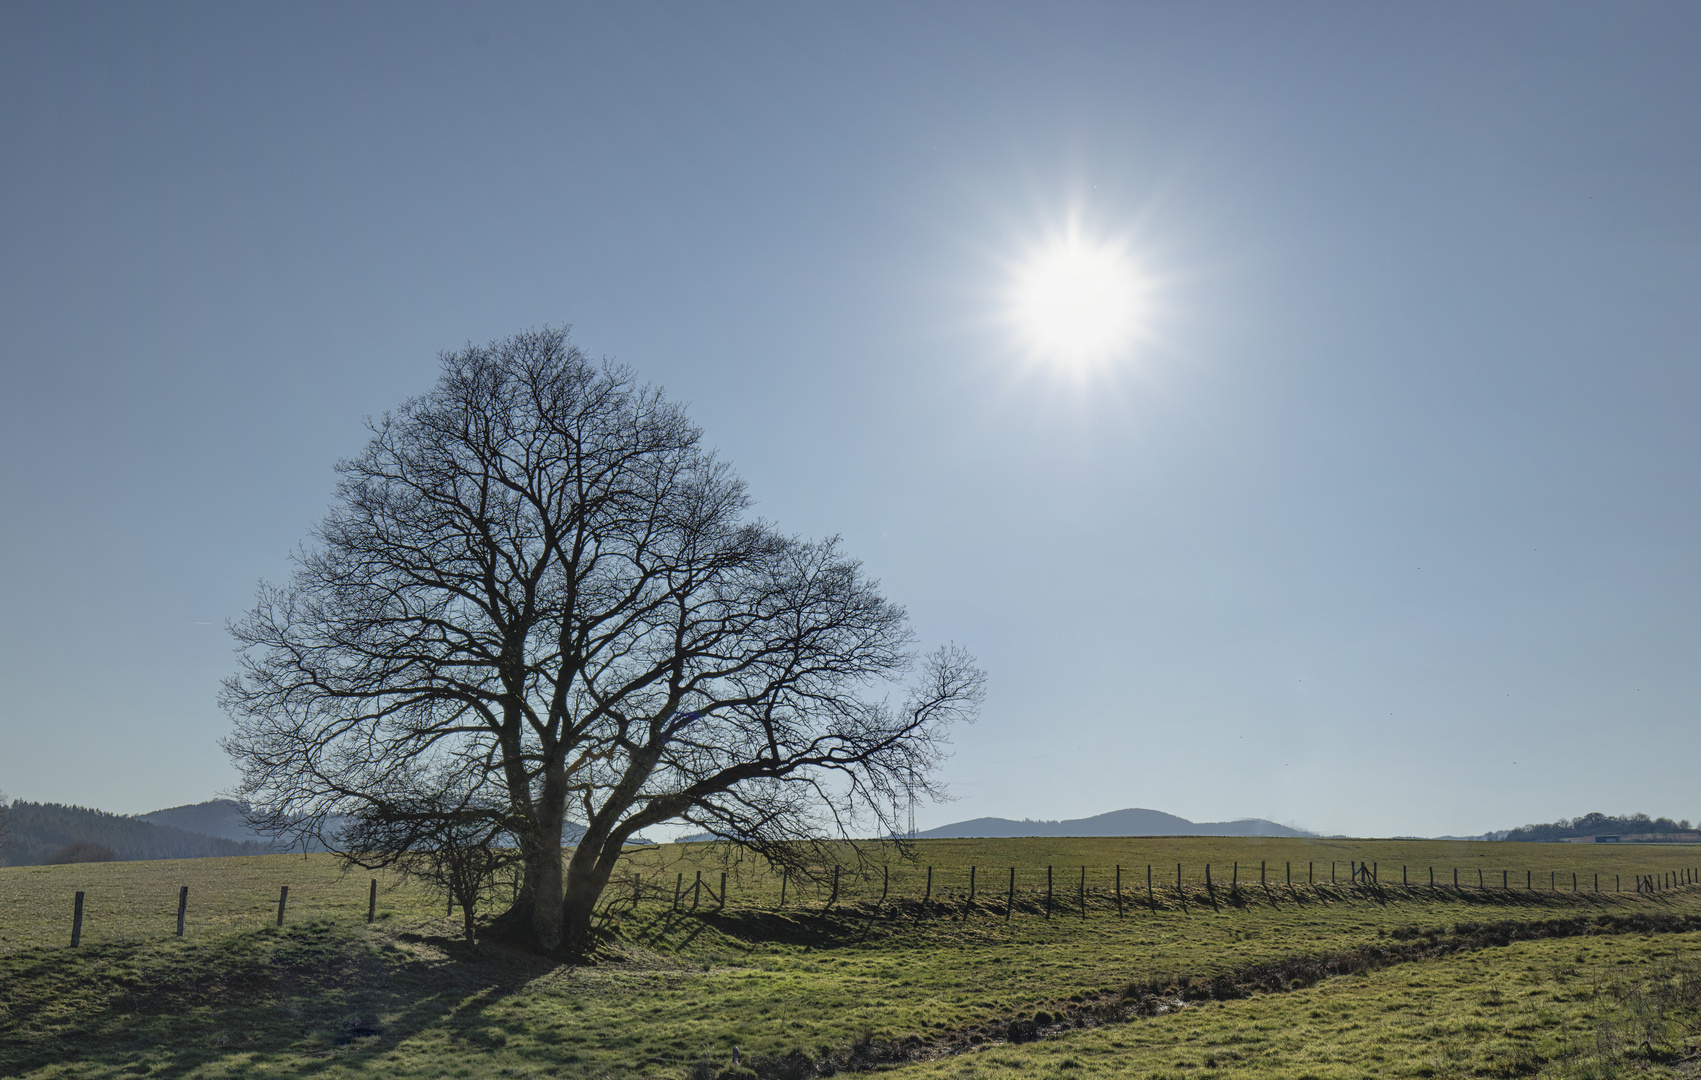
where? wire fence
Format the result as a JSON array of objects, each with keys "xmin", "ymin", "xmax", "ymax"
[
  {"xmin": 12, "ymin": 853, "xmax": 1701, "ymax": 951},
  {"xmin": 638, "ymin": 858, "xmax": 1701, "ymax": 917}
]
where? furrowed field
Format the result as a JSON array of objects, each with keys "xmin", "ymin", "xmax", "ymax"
[{"xmin": 5, "ymin": 837, "xmax": 1701, "ymax": 1079}]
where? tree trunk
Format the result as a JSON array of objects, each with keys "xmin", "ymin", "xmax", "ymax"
[
  {"xmin": 490, "ymin": 769, "xmax": 567, "ymax": 952},
  {"xmin": 561, "ymin": 835, "xmax": 618, "ymax": 955},
  {"xmin": 526, "ymin": 797, "xmax": 567, "ymax": 950}
]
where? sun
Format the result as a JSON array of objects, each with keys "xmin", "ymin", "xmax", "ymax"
[{"xmin": 1008, "ymin": 229, "xmax": 1148, "ymax": 368}]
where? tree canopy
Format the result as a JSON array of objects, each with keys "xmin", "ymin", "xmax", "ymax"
[
  {"xmin": 223, "ymin": 328, "xmax": 983, "ymax": 953},
  {"xmin": 1503, "ymin": 812, "xmax": 1694, "ymax": 843}
]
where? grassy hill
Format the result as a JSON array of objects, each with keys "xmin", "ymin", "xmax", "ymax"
[{"xmin": 4, "ymin": 836, "xmax": 1701, "ymax": 1079}]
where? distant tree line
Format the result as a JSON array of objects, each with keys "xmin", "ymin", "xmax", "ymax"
[
  {"xmin": 1504, "ymin": 812, "xmax": 1694, "ymax": 843},
  {"xmin": 0, "ymin": 801, "xmax": 271, "ymax": 865}
]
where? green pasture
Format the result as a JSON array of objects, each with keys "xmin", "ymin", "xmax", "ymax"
[
  {"xmin": 4, "ymin": 837, "xmax": 1701, "ymax": 1079},
  {"xmin": 5, "ymin": 837, "xmax": 1698, "ymax": 952},
  {"xmin": 0, "ymin": 853, "xmax": 444, "ymax": 951},
  {"xmin": 637, "ymin": 836, "xmax": 1701, "ymax": 909},
  {"xmin": 892, "ymin": 930, "xmax": 1701, "ymax": 1080}
]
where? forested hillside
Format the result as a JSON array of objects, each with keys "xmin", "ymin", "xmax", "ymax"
[
  {"xmin": 136, "ymin": 799, "xmax": 267, "ymax": 843},
  {"xmin": 0, "ymin": 802, "xmax": 270, "ymax": 865}
]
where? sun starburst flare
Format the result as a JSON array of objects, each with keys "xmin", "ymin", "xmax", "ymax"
[{"xmin": 1008, "ymin": 229, "xmax": 1149, "ymax": 369}]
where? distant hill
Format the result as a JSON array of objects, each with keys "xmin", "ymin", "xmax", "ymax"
[
  {"xmin": 0, "ymin": 796, "xmax": 649, "ymax": 866},
  {"xmin": 137, "ymin": 799, "xmax": 274, "ymax": 844},
  {"xmin": 914, "ymin": 807, "xmax": 1315, "ymax": 839},
  {"xmin": 133, "ymin": 799, "xmax": 649, "ymax": 850},
  {"xmin": 0, "ymin": 801, "xmax": 270, "ymax": 865}
]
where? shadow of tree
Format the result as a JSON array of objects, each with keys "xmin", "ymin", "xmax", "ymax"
[{"xmin": 0, "ymin": 920, "xmax": 554, "ymax": 1079}]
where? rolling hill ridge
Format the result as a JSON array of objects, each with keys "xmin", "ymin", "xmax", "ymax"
[{"xmin": 915, "ymin": 807, "xmax": 1314, "ymax": 839}]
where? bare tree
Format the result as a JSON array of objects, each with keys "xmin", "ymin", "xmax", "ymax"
[
  {"xmin": 223, "ymin": 328, "xmax": 983, "ymax": 955},
  {"xmin": 337, "ymin": 771, "xmax": 519, "ymax": 945},
  {"xmin": 0, "ymin": 791, "xmax": 10, "ymax": 865}
]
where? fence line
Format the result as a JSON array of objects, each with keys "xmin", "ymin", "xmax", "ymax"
[{"xmin": 34, "ymin": 859, "xmax": 1701, "ymax": 949}]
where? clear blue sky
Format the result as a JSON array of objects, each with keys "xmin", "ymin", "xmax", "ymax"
[{"xmin": 2, "ymin": 2, "xmax": 1697, "ymax": 837}]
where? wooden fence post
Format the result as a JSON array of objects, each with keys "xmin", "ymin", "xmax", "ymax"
[
  {"xmin": 1478, "ymin": 869, "xmax": 1484, "ymax": 890},
  {"xmin": 827, "ymin": 865, "xmax": 840, "ymax": 909},
  {"xmin": 71, "ymin": 891, "xmax": 85, "ymax": 947},
  {"xmin": 970, "ymin": 866, "xmax": 976, "ymax": 904},
  {"xmin": 1572, "ymin": 872, "xmax": 1577, "ymax": 891},
  {"xmin": 1205, "ymin": 864, "xmax": 1218, "ymax": 911},
  {"xmin": 1429, "ymin": 866, "xmax": 1434, "ymax": 887},
  {"xmin": 692, "ymin": 870, "xmax": 702, "ymax": 909},
  {"xmin": 780, "ymin": 867, "xmax": 787, "ymax": 908},
  {"xmin": 1308, "ymin": 861, "xmax": 1313, "ymax": 885},
  {"xmin": 718, "ymin": 872, "xmax": 727, "ymax": 911},
  {"xmin": 277, "ymin": 885, "xmax": 289, "ymax": 927},
  {"xmin": 1261, "ymin": 860, "xmax": 1266, "ymax": 887},
  {"xmin": 1402, "ymin": 865, "xmax": 1407, "ymax": 886},
  {"xmin": 1045, "ymin": 865, "xmax": 1052, "ymax": 918},
  {"xmin": 368, "ymin": 879, "xmax": 378, "ymax": 923},
  {"xmin": 1454, "ymin": 867, "xmax": 1458, "ymax": 889},
  {"xmin": 1006, "ymin": 866, "xmax": 1015, "ymax": 921},
  {"xmin": 674, "ymin": 872, "xmax": 683, "ymax": 911},
  {"xmin": 1502, "ymin": 870, "xmax": 1508, "ymax": 890},
  {"xmin": 881, "ymin": 865, "xmax": 890, "ymax": 904},
  {"xmin": 177, "ymin": 886, "xmax": 188, "ymax": 938},
  {"xmin": 1080, "ymin": 865, "xmax": 1086, "ymax": 919},
  {"xmin": 1178, "ymin": 863, "xmax": 1186, "ymax": 912},
  {"xmin": 925, "ymin": 866, "xmax": 933, "ymax": 902}
]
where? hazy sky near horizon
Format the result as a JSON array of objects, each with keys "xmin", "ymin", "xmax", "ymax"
[{"xmin": 2, "ymin": 3, "xmax": 1698, "ymax": 837}]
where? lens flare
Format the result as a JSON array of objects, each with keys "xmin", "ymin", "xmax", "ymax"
[{"xmin": 1009, "ymin": 230, "xmax": 1147, "ymax": 367}]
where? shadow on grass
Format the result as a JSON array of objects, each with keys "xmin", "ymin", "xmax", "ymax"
[
  {"xmin": 0, "ymin": 919, "xmax": 555, "ymax": 1080},
  {"xmin": 636, "ymin": 881, "xmax": 1697, "ymax": 953}
]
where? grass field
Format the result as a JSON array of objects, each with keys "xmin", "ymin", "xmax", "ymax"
[
  {"xmin": 4, "ymin": 837, "xmax": 1701, "ymax": 1079},
  {"xmin": 630, "ymin": 836, "xmax": 1701, "ymax": 910},
  {"xmin": 895, "ymin": 930, "xmax": 1701, "ymax": 1080}
]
